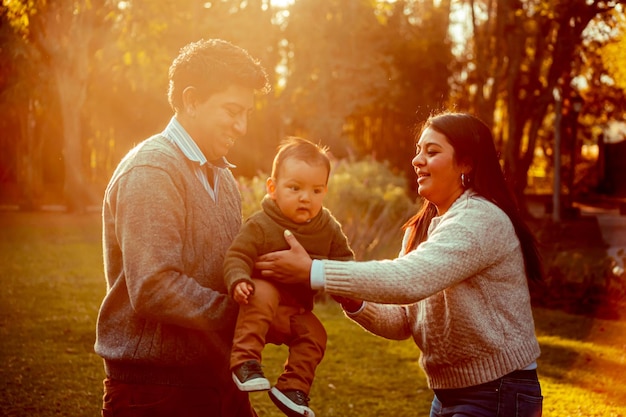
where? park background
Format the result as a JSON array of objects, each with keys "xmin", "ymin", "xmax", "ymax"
[{"xmin": 1, "ymin": 0, "xmax": 626, "ymax": 416}]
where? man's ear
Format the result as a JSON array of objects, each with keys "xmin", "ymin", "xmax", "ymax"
[
  {"xmin": 182, "ymin": 86, "xmax": 198, "ymax": 117},
  {"xmin": 266, "ymin": 177, "xmax": 277, "ymax": 199}
]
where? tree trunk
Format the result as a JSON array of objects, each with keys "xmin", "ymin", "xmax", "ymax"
[
  {"xmin": 54, "ymin": 67, "xmax": 89, "ymax": 212},
  {"xmin": 30, "ymin": 0, "xmax": 104, "ymax": 213},
  {"xmin": 18, "ymin": 98, "xmax": 44, "ymax": 210}
]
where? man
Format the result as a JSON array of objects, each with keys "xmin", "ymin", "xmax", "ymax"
[{"xmin": 95, "ymin": 39, "xmax": 270, "ymax": 417}]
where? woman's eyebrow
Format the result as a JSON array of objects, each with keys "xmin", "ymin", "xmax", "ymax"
[{"xmin": 417, "ymin": 141, "xmax": 442, "ymax": 149}]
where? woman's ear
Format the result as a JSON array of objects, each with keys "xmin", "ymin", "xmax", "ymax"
[
  {"xmin": 459, "ymin": 159, "xmax": 473, "ymax": 176},
  {"xmin": 266, "ymin": 177, "xmax": 277, "ymax": 199}
]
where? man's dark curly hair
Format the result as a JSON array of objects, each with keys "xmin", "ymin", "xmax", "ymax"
[{"xmin": 167, "ymin": 39, "xmax": 270, "ymax": 112}]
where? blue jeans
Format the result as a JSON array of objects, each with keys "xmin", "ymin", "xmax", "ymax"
[{"xmin": 429, "ymin": 369, "xmax": 542, "ymax": 417}]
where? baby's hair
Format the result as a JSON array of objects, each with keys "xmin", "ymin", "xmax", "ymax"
[{"xmin": 271, "ymin": 137, "xmax": 331, "ymax": 182}]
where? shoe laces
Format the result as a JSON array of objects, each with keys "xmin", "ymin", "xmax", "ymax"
[
  {"xmin": 241, "ymin": 360, "xmax": 264, "ymax": 378},
  {"xmin": 290, "ymin": 390, "xmax": 310, "ymax": 406}
]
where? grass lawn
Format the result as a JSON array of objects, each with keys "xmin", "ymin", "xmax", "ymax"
[{"xmin": 1, "ymin": 211, "xmax": 625, "ymax": 416}]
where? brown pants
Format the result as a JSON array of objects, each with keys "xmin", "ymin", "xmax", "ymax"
[{"xmin": 230, "ymin": 278, "xmax": 327, "ymax": 394}]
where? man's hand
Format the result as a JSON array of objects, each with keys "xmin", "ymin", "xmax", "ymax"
[{"xmin": 255, "ymin": 230, "xmax": 313, "ymax": 285}]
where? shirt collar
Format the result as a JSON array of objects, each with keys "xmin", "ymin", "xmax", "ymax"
[{"xmin": 162, "ymin": 116, "xmax": 236, "ymax": 169}]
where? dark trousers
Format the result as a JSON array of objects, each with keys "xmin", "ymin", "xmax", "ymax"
[
  {"xmin": 101, "ymin": 377, "xmax": 257, "ymax": 417},
  {"xmin": 230, "ymin": 278, "xmax": 327, "ymax": 394},
  {"xmin": 430, "ymin": 369, "xmax": 542, "ymax": 417}
]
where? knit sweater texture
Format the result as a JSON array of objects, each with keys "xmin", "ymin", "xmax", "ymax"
[
  {"xmin": 224, "ymin": 195, "xmax": 354, "ymax": 310},
  {"xmin": 324, "ymin": 190, "xmax": 541, "ymax": 389},
  {"xmin": 95, "ymin": 134, "xmax": 242, "ymax": 386}
]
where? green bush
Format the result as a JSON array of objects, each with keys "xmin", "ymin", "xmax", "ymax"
[
  {"xmin": 529, "ymin": 221, "xmax": 626, "ymax": 320},
  {"xmin": 237, "ymin": 156, "xmax": 420, "ymax": 261}
]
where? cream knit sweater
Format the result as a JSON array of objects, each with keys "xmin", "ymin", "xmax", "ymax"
[{"xmin": 322, "ymin": 190, "xmax": 540, "ymax": 389}]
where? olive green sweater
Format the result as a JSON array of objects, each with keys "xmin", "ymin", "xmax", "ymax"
[{"xmin": 224, "ymin": 195, "xmax": 354, "ymax": 310}]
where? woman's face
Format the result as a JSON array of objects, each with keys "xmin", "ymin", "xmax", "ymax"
[{"xmin": 412, "ymin": 127, "xmax": 466, "ymax": 215}]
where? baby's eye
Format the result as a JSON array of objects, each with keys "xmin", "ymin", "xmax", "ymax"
[
  {"xmin": 289, "ymin": 185, "xmax": 300, "ymax": 191},
  {"xmin": 314, "ymin": 189, "xmax": 324, "ymax": 194}
]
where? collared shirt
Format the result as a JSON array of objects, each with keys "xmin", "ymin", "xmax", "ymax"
[{"xmin": 161, "ymin": 116, "xmax": 235, "ymax": 202}]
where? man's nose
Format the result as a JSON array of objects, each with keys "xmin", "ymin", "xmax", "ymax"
[{"xmin": 233, "ymin": 114, "xmax": 247, "ymax": 136}]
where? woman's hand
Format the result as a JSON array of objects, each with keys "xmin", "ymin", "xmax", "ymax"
[{"xmin": 255, "ymin": 230, "xmax": 313, "ymax": 285}]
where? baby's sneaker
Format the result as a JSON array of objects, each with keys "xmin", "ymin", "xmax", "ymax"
[
  {"xmin": 268, "ymin": 386, "xmax": 315, "ymax": 417},
  {"xmin": 231, "ymin": 360, "xmax": 270, "ymax": 392}
]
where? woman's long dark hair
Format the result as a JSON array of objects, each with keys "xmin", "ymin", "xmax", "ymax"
[{"xmin": 403, "ymin": 112, "xmax": 543, "ymax": 283}]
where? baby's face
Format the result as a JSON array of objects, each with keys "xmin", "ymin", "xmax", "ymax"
[{"xmin": 267, "ymin": 158, "xmax": 328, "ymax": 224}]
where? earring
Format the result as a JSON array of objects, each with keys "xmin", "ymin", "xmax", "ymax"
[{"xmin": 461, "ymin": 173, "xmax": 469, "ymax": 188}]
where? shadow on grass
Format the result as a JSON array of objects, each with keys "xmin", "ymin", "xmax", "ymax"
[{"xmin": 533, "ymin": 306, "xmax": 626, "ymax": 408}]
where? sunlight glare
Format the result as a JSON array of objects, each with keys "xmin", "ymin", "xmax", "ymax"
[{"xmin": 270, "ymin": 0, "xmax": 294, "ymax": 7}]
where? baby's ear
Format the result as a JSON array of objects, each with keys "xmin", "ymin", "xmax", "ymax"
[{"xmin": 266, "ymin": 177, "xmax": 277, "ymax": 198}]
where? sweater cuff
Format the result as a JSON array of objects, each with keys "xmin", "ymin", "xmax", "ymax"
[
  {"xmin": 310, "ymin": 259, "xmax": 325, "ymax": 290},
  {"xmin": 348, "ymin": 302, "xmax": 379, "ymax": 327},
  {"xmin": 321, "ymin": 260, "xmax": 356, "ymax": 296},
  {"xmin": 344, "ymin": 301, "xmax": 366, "ymax": 316}
]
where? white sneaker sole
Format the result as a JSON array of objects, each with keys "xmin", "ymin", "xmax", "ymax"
[
  {"xmin": 269, "ymin": 386, "xmax": 315, "ymax": 417},
  {"xmin": 232, "ymin": 372, "xmax": 270, "ymax": 392}
]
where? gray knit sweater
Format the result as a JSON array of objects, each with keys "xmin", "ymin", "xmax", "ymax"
[
  {"xmin": 95, "ymin": 135, "xmax": 242, "ymax": 386},
  {"xmin": 323, "ymin": 190, "xmax": 541, "ymax": 389}
]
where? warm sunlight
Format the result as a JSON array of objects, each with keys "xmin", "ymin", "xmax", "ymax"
[{"xmin": 269, "ymin": 0, "xmax": 294, "ymax": 7}]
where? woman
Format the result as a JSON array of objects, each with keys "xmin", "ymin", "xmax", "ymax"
[{"xmin": 256, "ymin": 112, "xmax": 543, "ymax": 417}]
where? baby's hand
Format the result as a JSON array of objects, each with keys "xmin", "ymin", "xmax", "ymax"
[{"xmin": 234, "ymin": 282, "xmax": 254, "ymax": 305}]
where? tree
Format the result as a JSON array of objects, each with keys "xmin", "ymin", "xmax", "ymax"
[
  {"xmin": 351, "ymin": 0, "xmax": 454, "ymax": 184},
  {"xmin": 28, "ymin": 0, "xmax": 115, "ymax": 212},
  {"xmin": 280, "ymin": 0, "xmax": 392, "ymax": 155},
  {"xmin": 4, "ymin": 0, "xmax": 624, "ymax": 211},
  {"xmin": 0, "ymin": 2, "xmax": 50, "ymax": 209},
  {"xmin": 578, "ymin": 10, "xmax": 626, "ymax": 195},
  {"xmin": 452, "ymin": 0, "xmax": 626, "ymax": 211},
  {"xmin": 581, "ymin": 9, "xmax": 626, "ymax": 122}
]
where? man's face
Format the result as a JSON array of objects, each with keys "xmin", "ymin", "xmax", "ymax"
[{"xmin": 184, "ymin": 84, "xmax": 255, "ymax": 161}]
